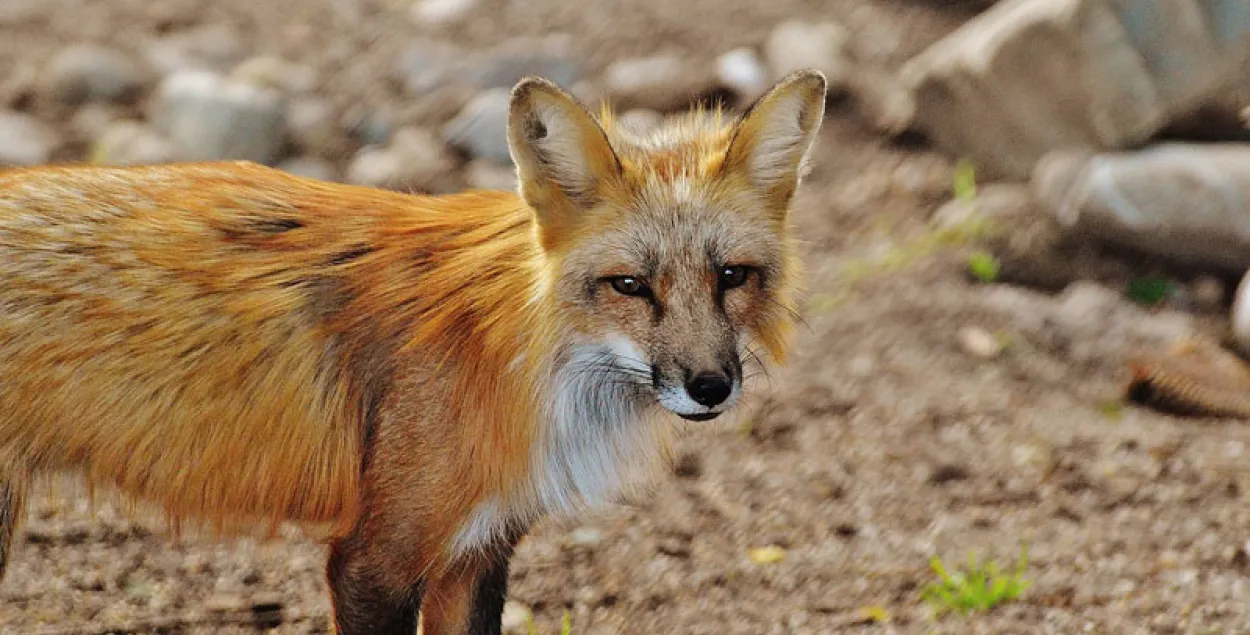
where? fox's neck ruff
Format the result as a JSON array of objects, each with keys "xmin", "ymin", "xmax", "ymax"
[{"xmin": 386, "ymin": 196, "xmax": 675, "ymax": 559}]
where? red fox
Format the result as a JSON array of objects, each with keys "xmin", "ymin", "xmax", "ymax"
[{"xmin": 0, "ymin": 69, "xmax": 825, "ymax": 634}]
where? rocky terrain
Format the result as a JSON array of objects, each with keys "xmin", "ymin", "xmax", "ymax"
[{"xmin": 3, "ymin": 0, "xmax": 1250, "ymax": 633}]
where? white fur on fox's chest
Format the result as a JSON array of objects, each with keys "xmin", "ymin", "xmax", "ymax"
[{"xmin": 449, "ymin": 343, "xmax": 668, "ymax": 557}]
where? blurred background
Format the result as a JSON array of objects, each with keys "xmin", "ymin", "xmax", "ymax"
[{"xmin": 5, "ymin": 0, "xmax": 1250, "ymax": 633}]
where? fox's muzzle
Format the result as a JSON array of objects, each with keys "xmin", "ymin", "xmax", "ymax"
[{"xmin": 652, "ymin": 354, "xmax": 742, "ymax": 421}]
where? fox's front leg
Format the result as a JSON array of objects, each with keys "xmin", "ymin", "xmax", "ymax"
[
  {"xmin": 420, "ymin": 539, "xmax": 521, "ymax": 635},
  {"xmin": 326, "ymin": 530, "xmax": 424, "ymax": 635}
]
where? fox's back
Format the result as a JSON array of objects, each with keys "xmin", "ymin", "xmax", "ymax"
[{"xmin": 0, "ymin": 162, "xmax": 437, "ymax": 531}]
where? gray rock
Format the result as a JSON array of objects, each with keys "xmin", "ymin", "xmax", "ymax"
[
  {"xmin": 231, "ymin": 56, "xmax": 319, "ymax": 94},
  {"xmin": 397, "ymin": 39, "xmax": 465, "ymax": 96},
  {"xmin": 569, "ymin": 80, "xmax": 605, "ymax": 107},
  {"xmin": 0, "ymin": 60, "xmax": 37, "ymax": 109},
  {"xmin": 1052, "ymin": 281, "xmax": 1123, "ymax": 338},
  {"xmin": 844, "ymin": 64, "xmax": 915, "ymax": 136},
  {"xmin": 716, "ymin": 47, "xmax": 770, "ymax": 105},
  {"xmin": 398, "ymin": 37, "xmax": 580, "ymax": 97},
  {"xmin": 403, "ymin": 83, "xmax": 477, "ymax": 127},
  {"xmin": 603, "ymin": 54, "xmax": 716, "ymax": 112},
  {"xmin": 89, "ymin": 120, "xmax": 178, "ymax": 166},
  {"xmin": 764, "ymin": 21, "xmax": 851, "ymax": 89},
  {"xmin": 0, "ymin": 111, "xmax": 58, "ymax": 166},
  {"xmin": 144, "ymin": 23, "xmax": 245, "ymax": 75},
  {"xmin": 1232, "ymin": 271, "xmax": 1250, "ymax": 356},
  {"xmin": 151, "ymin": 70, "xmax": 287, "ymax": 164},
  {"xmin": 277, "ymin": 156, "xmax": 338, "ymax": 182},
  {"xmin": 899, "ymin": 0, "xmax": 1250, "ymax": 180},
  {"xmin": 286, "ymin": 98, "xmax": 349, "ymax": 158},
  {"xmin": 346, "ymin": 126, "xmax": 462, "ymax": 194},
  {"xmin": 442, "ymin": 89, "xmax": 512, "ymax": 164},
  {"xmin": 342, "ymin": 105, "xmax": 395, "ymax": 148},
  {"xmin": 465, "ymin": 159, "xmax": 517, "ymax": 191},
  {"xmin": 1034, "ymin": 143, "xmax": 1250, "ymax": 271},
  {"xmin": 69, "ymin": 103, "xmax": 125, "ymax": 141},
  {"xmin": 465, "ymin": 37, "xmax": 581, "ymax": 90},
  {"xmin": 41, "ymin": 44, "xmax": 145, "ymax": 105}
]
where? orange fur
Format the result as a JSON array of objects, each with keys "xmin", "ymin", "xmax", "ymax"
[
  {"xmin": 0, "ymin": 69, "xmax": 827, "ymax": 635},
  {"xmin": 0, "ymin": 161, "xmax": 558, "ymax": 539}
]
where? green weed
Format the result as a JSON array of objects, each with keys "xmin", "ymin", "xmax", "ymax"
[
  {"xmin": 952, "ymin": 158, "xmax": 978, "ymax": 203},
  {"xmin": 1125, "ymin": 276, "xmax": 1176, "ymax": 307},
  {"xmin": 920, "ymin": 546, "xmax": 1031, "ymax": 616},
  {"xmin": 527, "ymin": 610, "xmax": 572, "ymax": 635},
  {"xmin": 966, "ymin": 250, "xmax": 1001, "ymax": 283}
]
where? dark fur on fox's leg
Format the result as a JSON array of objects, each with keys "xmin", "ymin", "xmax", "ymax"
[
  {"xmin": 326, "ymin": 534, "xmax": 424, "ymax": 635},
  {"xmin": 0, "ymin": 478, "xmax": 25, "ymax": 580},
  {"xmin": 465, "ymin": 537, "xmax": 521, "ymax": 635},
  {"xmin": 421, "ymin": 529, "xmax": 525, "ymax": 635}
]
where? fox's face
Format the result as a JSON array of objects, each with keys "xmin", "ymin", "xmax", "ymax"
[{"xmin": 508, "ymin": 70, "xmax": 826, "ymax": 421}]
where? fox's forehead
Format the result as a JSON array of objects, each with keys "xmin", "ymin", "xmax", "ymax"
[
  {"xmin": 550, "ymin": 106, "xmax": 789, "ymax": 278},
  {"xmin": 575, "ymin": 201, "xmax": 783, "ymax": 280},
  {"xmin": 600, "ymin": 106, "xmax": 736, "ymax": 183}
]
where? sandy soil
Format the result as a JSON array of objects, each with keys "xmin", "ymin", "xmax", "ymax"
[{"xmin": 3, "ymin": 1, "xmax": 1249, "ymax": 634}]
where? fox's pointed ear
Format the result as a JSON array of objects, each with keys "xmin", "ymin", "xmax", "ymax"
[
  {"xmin": 723, "ymin": 69, "xmax": 827, "ymax": 209},
  {"xmin": 507, "ymin": 77, "xmax": 622, "ymax": 248}
]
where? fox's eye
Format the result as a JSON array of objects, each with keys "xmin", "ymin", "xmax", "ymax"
[
  {"xmin": 608, "ymin": 276, "xmax": 650, "ymax": 297},
  {"xmin": 719, "ymin": 265, "xmax": 750, "ymax": 290}
]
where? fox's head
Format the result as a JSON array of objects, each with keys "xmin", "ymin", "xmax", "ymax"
[{"xmin": 507, "ymin": 70, "xmax": 825, "ymax": 422}]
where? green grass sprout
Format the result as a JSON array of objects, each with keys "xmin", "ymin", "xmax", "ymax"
[{"xmin": 920, "ymin": 545, "xmax": 1031, "ymax": 616}]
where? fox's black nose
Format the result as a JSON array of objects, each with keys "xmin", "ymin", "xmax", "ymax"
[{"xmin": 686, "ymin": 373, "xmax": 732, "ymax": 408}]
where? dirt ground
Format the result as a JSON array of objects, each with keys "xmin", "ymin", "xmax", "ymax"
[{"xmin": 4, "ymin": 0, "xmax": 1250, "ymax": 633}]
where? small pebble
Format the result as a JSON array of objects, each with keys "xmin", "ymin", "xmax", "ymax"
[
  {"xmin": 716, "ymin": 47, "xmax": 770, "ymax": 105},
  {"xmin": 286, "ymin": 98, "xmax": 348, "ymax": 157},
  {"xmin": 442, "ymin": 89, "xmax": 512, "ymax": 164},
  {"xmin": 342, "ymin": 105, "xmax": 395, "ymax": 147},
  {"xmin": 347, "ymin": 126, "xmax": 462, "ymax": 194},
  {"xmin": 1188, "ymin": 275, "xmax": 1226, "ymax": 312},
  {"xmin": 41, "ymin": 44, "xmax": 145, "ymax": 105},
  {"xmin": 204, "ymin": 592, "xmax": 249, "ymax": 613},
  {"xmin": 603, "ymin": 54, "xmax": 715, "ymax": 112},
  {"xmin": 144, "ymin": 23, "xmax": 245, "ymax": 74},
  {"xmin": 465, "ymin": 37, "xmax": 581, "ymax": 90},
  {"xmin": 396, "ymin": 39, "xmax": 464, "ymax": 96},
  {"xmin": 500, "ymin": 600, "xmax": 533, "ymax": 633},
  {"xmin": 765, "ymin": 20, "xmax": 852, "ymax": 89},
  {"xmin": 1235, "ymin": 270, "xmax": 1250, "ymax": 355},
  {"xmin": 568, "ymin": 527, "xmax": 604, "ymax": 548},
  {"xmin": 231, "ymin": 56, "xmax": 318, "ymax": 94},
  {"xmin": 465, "ymin": 158, "xmax": 517, "ymax": 191},
  {"xmin": 71, "ymin": 104, "xmax": 131, "ymax": 143},
  {"xmin": 0, "ymin": 111, "xmax": 59, "ymax": 166},
  {"xmin": 956, "ymin": 325, "xmax": 1003, "ymax": 359},
  {"xmin": 90, "ymin": 120, "xmax": 179, "ymax": 166},
  {"xmin": 931, "ymin": 183, "xmax": 1034, "ymax": 230},
  {"xmin": 409, "ymin": 0, "xmax": 478, "ymax": 27},
  {"xmin": 278, "ymin": 156, "xmax": 338, "ymax": 182}
]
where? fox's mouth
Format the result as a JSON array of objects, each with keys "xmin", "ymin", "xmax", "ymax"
[
  {"xmin": 678, "ymin": 411, "xmax": 722, "ymax": 422},
  {"xmin": 656, "ymin": 383, "xmax": 738, "ymax": 422}
]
